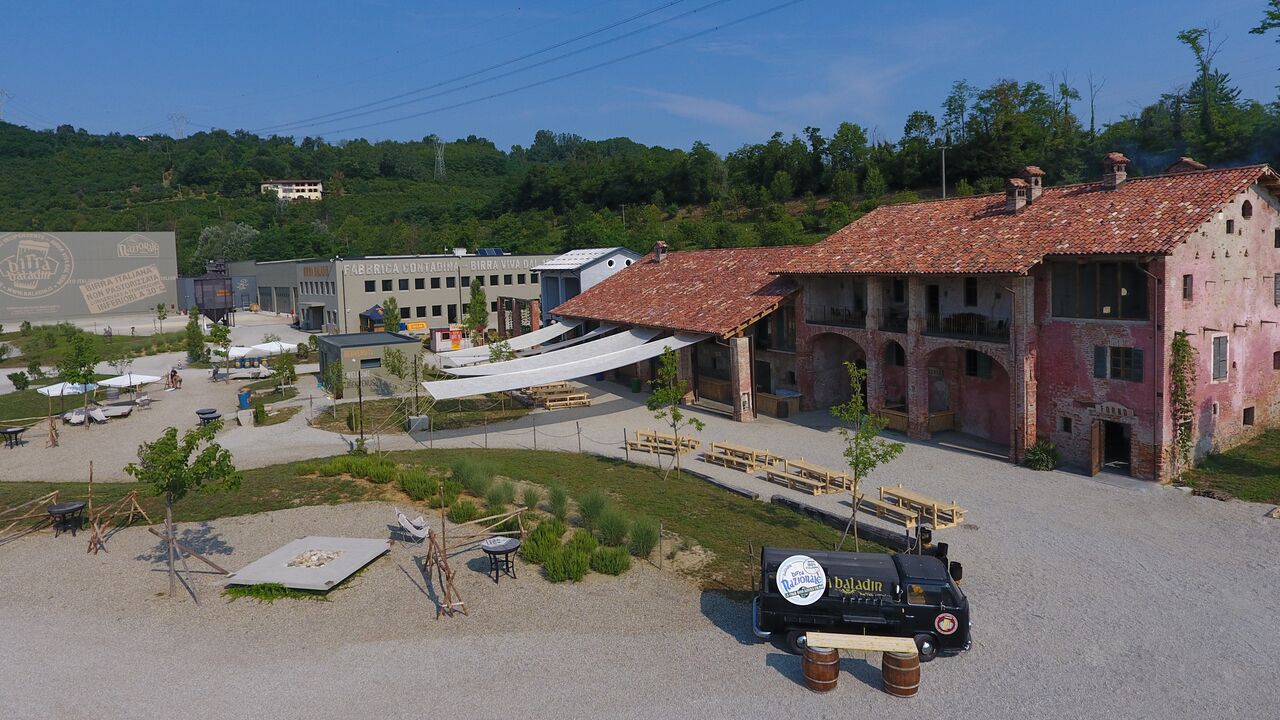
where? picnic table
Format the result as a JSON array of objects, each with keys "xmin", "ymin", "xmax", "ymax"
[
  {"xmin": 784, "ymin": 458, "xmax": 851, "ymax": 493},
  {"xmin": 627, "ymin": 429, "xmax": 700, "ymax": 455},
  {"xmin": 879, "ymin": 484, "xmax": 966, "ymax": 529},
  {"xmin": 764, "ymin": 467, "xmax": 826, "ymax": 495},
  {"xmin": 856, "ymin": 494, "xmax": 918, "ymax": 530},
  {"xmin": 701, "ymin": 441, "xmax": 777, "ymax": 472},
  {"xmin": 196, "ymin": 408, "xmax": 222, "ymax": 426}
]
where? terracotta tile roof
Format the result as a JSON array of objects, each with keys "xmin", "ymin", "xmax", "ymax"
[
  {"xmin": 780, "ymin": 165, "xmax": 1273, "ymax": 276},
  {"xmin": 552, "ymin": 247, "xmax": 798, "ymax": 335}
]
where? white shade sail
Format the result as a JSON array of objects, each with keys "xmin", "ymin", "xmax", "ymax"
[
  {"xmin": 210, "ymin": 345, "xmax": 256, "ymax": 359},
  {"xmin": 516, "ymin": 323, "xmax": 616, "ymax": 357},
  {"xmin": 36, "ymin": 382, "xmax": 98, "ymax": 396},
  {"xmin": 439, "ymin": 320, "xmax": 581, "ymax": 365},
  {"xmin": 446, "ymin": 327, "xmax": 660, "ymax": 376},
  {"xmin": 251, "ymin": 341, "xmax": 298, "ymax": 356},
  {"xmin": 423, "ymin": 333, "xmax": 708, "ymax": 401},
  {"xmin": 99, "ymin": 373, "xmax": 162, "ymax": 388}
]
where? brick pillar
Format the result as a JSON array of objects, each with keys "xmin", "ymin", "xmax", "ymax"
[
  {"xmin": 905, "ymin": 277, "xmax": 930, "ymax": 438},
  {"xmin": 865, "ymin": 337, "xmax": 885, "ymax": 414},
  {"xmin": 794, "ymin": 288, "xmax": 817, "ymax": 411},
  {"xmin": 677, "ymin": 346, "xmax": 695, "ymax": 403},
  {"xmin": 729, "ymin": 335, "xmax": 754, "ymax": 422},
  {"xmin": 530, "ymin": 299, "xmax": 542, "ymax": 332},
  {"xmin": 865, "ymin": 277, "xmax": 883, "ymax": 331},
  {"xmin": 1010, "ymin": 274, "xmax": 1037, "ymax": 462}
]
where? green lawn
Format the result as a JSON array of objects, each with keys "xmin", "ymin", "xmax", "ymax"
[
  {"xmin": 0, "ymin": 449, "xmax": 879, "ymax": 590},
  {"xmin": 0, "ymin": 327, "xmax": 188, "ymax": 368},
  {"xmin": 1185, "ymin": 429, "xmax": 1280, "ymax": 504},
  {"xmin": 0, "ymin": 373, "xmax": 114, "ymax": 424},
  {"xmin": 241, "ymin": 377, "xmax": 299, "ymax": 404},
  {"xmin": 312, "ymin": 395, "xmax": 528, "ymax": 434}
]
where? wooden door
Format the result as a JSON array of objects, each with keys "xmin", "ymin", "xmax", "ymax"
[{"xmin": 1089, "ymin": 420, "xmax": 1103, "ymax": 476}]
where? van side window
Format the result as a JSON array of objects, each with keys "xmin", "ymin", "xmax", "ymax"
[{"xmin": 908, "ymin": 583, "xmax": 944, "ymax": 606}]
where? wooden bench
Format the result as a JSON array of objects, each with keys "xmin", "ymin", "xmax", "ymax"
[
  {"xmin": 544, "ymin": 394, "xmax": 590, "ymax": 410},
  {"xmin": 804, "ymin": 631, "xmax": 918, "ymax": 656},
  {"xmin": 701, "ymin": 449, "xmax": 759, "ymax": 472},
  {"xmin": 713, "ymin": 441, "xmax": 778, "ymax": 468},
  {"xmin": 630, "ymin": 429, "xmax": 699, "ymax": 454},
  {"xmin": 785, "ymin": 458, "xmax": 851, "ymax": 493},
  {"xmin": 765, "ymin": 468, "xmax": 826, "ymax": 495},
  {"xmin": 856, "ymin": 494, "xmax": 918, "ymax": 530},
  {"xmin": 879, "ymin": 484, "xmax": 966, "ymax": 529}
]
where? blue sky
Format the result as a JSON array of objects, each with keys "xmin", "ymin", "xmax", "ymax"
[{"xmin": 4, "ymin": 0, "xmax": 1278, "ymax": 152}]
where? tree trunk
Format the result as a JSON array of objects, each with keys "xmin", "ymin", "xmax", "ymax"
[{"xmin": 165, "ymin": 492, "xmax": 176, "ymax": 597}]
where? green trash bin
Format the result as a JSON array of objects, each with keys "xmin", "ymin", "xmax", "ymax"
[{"xmin": 630, "ymin": 377, "xmax": 642, "ymax": 393}]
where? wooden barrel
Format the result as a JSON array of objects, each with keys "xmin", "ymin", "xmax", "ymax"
[
  {"xmin": 802, "ymin": 645, "xmax": 839, "ymax": 693},
  {"xmin": 882, "ymin": 651, "xmax": 920, "ymax": 697}
]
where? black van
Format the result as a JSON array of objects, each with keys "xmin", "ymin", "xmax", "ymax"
[{"xmin": 753, "ymin": 546, "xmax": 970, "ymax": 661}]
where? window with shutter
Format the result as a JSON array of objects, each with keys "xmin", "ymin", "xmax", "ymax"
[
  {"xmin": 1094, "ymin": 346, "xmax": 1107, "ymax": 378},
  {"xmin": 1212, "ymin": 336, "xmax": 1228, "ymax": 380}
]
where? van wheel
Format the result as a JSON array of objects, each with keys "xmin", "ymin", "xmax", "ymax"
[
  {"xmin": 914, "ymin": 633, "xmax": 938, "ymax": 662},
  {"xmin": 785, "ymin": 629, "xmax": 808, "ymax": 655}
]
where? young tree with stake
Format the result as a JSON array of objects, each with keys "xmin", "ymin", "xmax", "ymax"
[
  {"xmin": 155, "ymin": 302, "xmax": 168, "ymax": 334},
  {"xmin": 184, "ymin": 307, "xmax": 206, "ymax": 362},
  {"xmin": 381, "ymin": 297, "xmax": 399, "ymax": 333},
  {"xmin": 645, "ymin": 346, "xmax": 704, "ymax": 475},
  {"xmin": 56, "ymin": 334, "xmax": 100, "ymax": 430},
  {"xmin": 464, "ymin": 281, "xmax": 488, "ymax": 344},
  {"xmin": 126, "ymin": 422, "xmax": 240, "ymax": 599},
  {"xmin": 207, "ymin": 322, "xmax": 232, "ymax": 382},
  {"xmin": 830, "ymin": 362, "xmax": 904, "ymax": 551}
]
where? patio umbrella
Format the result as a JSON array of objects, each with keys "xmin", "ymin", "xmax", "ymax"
[
  {"xmin": 36, "ymin": 381, "xmax": 99, "ymax": 413},
  {"xmin": 250, "ymin": 341, "xmax": 297, "ymax": 356}
]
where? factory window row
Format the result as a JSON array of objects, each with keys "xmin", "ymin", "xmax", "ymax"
[
  {"xmin": 363, "ymin": 273, "xmax": 538, "ymax": 292},
  {"xmin": 301, "ymin": 281, "xmax": 335, "ymax": 295}
]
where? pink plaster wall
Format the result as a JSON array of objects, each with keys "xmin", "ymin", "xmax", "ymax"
[{"xmin": 1163, "ymin": 184, "xmax": 1280, "ymax": 464}]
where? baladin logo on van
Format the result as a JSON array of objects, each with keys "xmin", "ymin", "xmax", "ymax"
[{"xmin": 776, "ymin": 554, "xmax": 826, "ymax": 606}]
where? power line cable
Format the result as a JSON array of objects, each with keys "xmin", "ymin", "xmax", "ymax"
[
  {"xmin": 253, "ymin": 0, "xmax": 691, "ymax": 134},
  {"xmin": 312, "ymin": 0, "xmax": 808, "ymax": 137},
  {"xmin": 266, "ymin": 0, "xmax": 735, "ymax": 136}
]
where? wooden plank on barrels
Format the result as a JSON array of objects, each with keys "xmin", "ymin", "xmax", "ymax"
[{"xmin": 805, "ymin": 632, "xmax": 918, "ymax": 655}]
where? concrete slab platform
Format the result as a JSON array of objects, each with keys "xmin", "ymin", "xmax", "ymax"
[{"xmin": 224, "ymin": 536, "xmax": 390, "ymax": 591}]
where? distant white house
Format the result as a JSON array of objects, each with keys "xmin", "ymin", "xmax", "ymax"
[
  {"xmin": 533, "ymin": 247, "xmax": 641, "ymax": 324},
  {"xmin": 260, "ymin": 179, "xmax": 323, "ymax": 201}
]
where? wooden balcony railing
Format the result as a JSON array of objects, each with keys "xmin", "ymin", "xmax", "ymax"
[
  {"xmin": 924, "ymin": 312, "xmax": 1009, "ymax": 343},
  {"xmin": 805, "ymin": 306, "xmax": 867, "ymax": 329}
]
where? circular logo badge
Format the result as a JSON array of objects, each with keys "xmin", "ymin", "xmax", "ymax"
[
  {"xmin": 0, "ymin": 232, "xmax": 75, "ymax": 300},
  {"xmin": 775, "ymin": 554, "xmax": 826, "ymax": 606},
  {"xmin": 935, "ymin": 612, "xmax": 959, "ymax": 635}
]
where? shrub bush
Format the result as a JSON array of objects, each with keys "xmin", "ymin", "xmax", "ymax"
[
  {"xmin": 451, "ymin": 457, "xmax": 495, "ymax": 496},
  {"xmin": 521, "ymin": 486, "xmax": 541, "ymax": 510},
  {"xmin": 252, "ymin": 401, "xmax": 266, "ymax": 425},
  {"xmin": 447, "ymin": 499, "xmax": 480, "ymax": 524},
  {"xmin": 7, "ymin": 371, "xmax": 29, "ymax": 392},
  {"xmin": 521, "ymin": 518, "xmax": 566, "ymax": 564},
  {"xmin": 485, "ymin": 484, "xmax": 507, "ymax": 511},
  {"xmin": 577, "ymin": 490, "xmax": 608, "ymax": 530},
  {"xmin": 399, "ymin": 467, "xmax": 435, "ymax": 501},
  {"xmin": 548, "ymin": 485, "xmax": 569, "ymax": 521},
  {"xmin": 365, "ymin": 459, "xmax": 399, "ymax": 484},
  {"xmin": 590, "ymin": 546, "xmax": 632, "ymax": 576},
  {"xmin": 543, "ymin": 545, "xmax": 590, "ymax": 583},
  {"xmin": 566, "ymin": 528, "xmax": 598, "ymax": 557},
  {"xmin": 427, "ymin": 479, "xmax": 463, "ymax": 508},
  {"xmin": 629, "ymin": 516, "xmax": 660, "ymax": 559},
  {"xmin": 595, "ymin": 509, "xmax": 629, "ymax": 547},
  {"xmin": 1024, "ymin": 440, "xmax": 1060, "ymax": 471}
]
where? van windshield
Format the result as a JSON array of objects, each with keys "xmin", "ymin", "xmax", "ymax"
[{"xmin": 906, "ymin": 583, "xmax": 941, "ymax": 606}]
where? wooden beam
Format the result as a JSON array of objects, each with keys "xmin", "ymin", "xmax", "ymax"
[{"xmin": 805, "ymin": 632, "xmax": 919, "ymax": 655}]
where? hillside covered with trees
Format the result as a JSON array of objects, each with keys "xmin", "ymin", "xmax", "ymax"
[{"xmin": 2, "ymin": 25, "xmax": 1279, "ymax": 274}]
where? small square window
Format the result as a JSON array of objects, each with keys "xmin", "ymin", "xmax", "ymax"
[
  {"xmin": 963, "ymin": 277, "xmax": 978, "ymax": 307},
  {"xmin": 431, "ymin": 277, "xmax": 441, "ymax": 289},
  {"xmin": 530, "ymin": 272, "xmax": 538, "ymax": 282},
  {"xmin": 446, "ymin": 276, "xmax": 456, "ymax": 288},
  {"xmin": 490, "ymin": 301, "xmax": 497, "ymax": 311},
  {"xmin": 1060, "ymin": 416, "xmax": 1073, "ymax": 433},
  {"xmin": 518, "ymin": 274, "xmax": 526, "ymax": 285},
  {"xmin": 415, "ymin": 306, "xmax": 426, "ymax": 318},
  {"xmin": 381, "ymin": 279, "xmax": 392, "ymax": 292},
  {"xmin": 490, "ymin": 274, "xmax": 499, "ymax": 286},
  {"xmin": 1182, "ymin": 274, "xmax": 1193, "ymax": 301},
  {"xmin": 504, "ymin": 274, "xmax": 513, "ymax": 285},
  {"xmin": 399, "ymin": 307, "xmax": 410, "ymax": 319},
  {"xmin": 1243, "ymin": 407, "xmax": 1255, "ymax": 426},
  {"xmin": 431, "ymin": 305, "xmax": 442, "ymax": 316},
  {"xmin": 398, "ymin": 278, "xmax": 409, "ymax": 291},
  {"xmin": 415, "ymin": 278, "xmax": 425, "ymax": 290},
  {"xmin": 447, "ymin": 304, "xmax": 458, "ymax": 323},
  {"xmin": 462, "ymin": 276, "xmax": 471, "ymax": 287},
  {"xmin": 364, "ymin": 280, "xmax": 375, "ymax": 293},
  {"xmin": 1226, "ymin": 219, "xmax": 1235, "ymax": 234},
  {"xmin": 462, "ymin": 303, "xmax": 470, "ymax": 314}
]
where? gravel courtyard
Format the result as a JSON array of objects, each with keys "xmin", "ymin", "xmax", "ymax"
[{"xmin": 2, "ymin": 371, "xmax": 1279, "ymax": 718}]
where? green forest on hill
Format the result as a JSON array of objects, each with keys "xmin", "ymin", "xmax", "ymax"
[{"xmin": 2, "ymin": 25, "xmax": 1280, "ymax": 273}]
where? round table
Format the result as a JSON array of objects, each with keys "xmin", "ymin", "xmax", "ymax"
[
  {"xmin": 2, "ymin": 427, "xmax": 27, "ymax": 448},
  {"xmin": 47, "ymin": 500, "xmax": 87, "ymax": 538},
  {"xmin": 196, "ymin": 408, "xmax": 220, "ymax": 426},
  {"xmin": 479, "ymin": 536, "xmax": 521, "ymax": 584}
]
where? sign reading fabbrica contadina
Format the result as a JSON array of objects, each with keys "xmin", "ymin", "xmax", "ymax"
[{"xmin": 775, "ymin": 554, "xmax": 826, "ymax": 606}]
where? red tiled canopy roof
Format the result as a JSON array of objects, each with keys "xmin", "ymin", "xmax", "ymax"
[
  {"xmin": 781, "ymin": 165, "xmax": 1274, "ymax": 276},
  {"xmin": 552, "ymin": 247, "xmax": 798, "ymax": 335}
]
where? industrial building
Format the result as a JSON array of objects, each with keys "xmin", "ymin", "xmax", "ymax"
[
  {"xmin": 533, "ymin": 247, "xmax": 640, "ymax": 325},
  {"xmin": 260, "ymin": 179, "xmax": 324, "ymax": 201},
  {"xmin": 228, "ymin": 250, "xmax": 555, "ymax": 334},
  {"xmin": 317, "ymin": 332, "xmax": 424, "ymax": 391}
]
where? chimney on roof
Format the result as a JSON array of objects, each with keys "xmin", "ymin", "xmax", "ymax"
[
  {"xmin": 653, "ymin": 240, "xmax": 669, "ymax": 263},
  {"xmin": 1006, "ymin": 178, "xmax": 1029, "ymax": 214},
  {"xmin": 1021, "ymin": 166, "xmax": 1045, "ymax": 202},
  {"xmin": 1164, "ymin": 156, "xmax": 1208, "ymax": 174},
  {"xmin": 1101, "ymin": 152, "xmax": 1131, "ymax": 190}
]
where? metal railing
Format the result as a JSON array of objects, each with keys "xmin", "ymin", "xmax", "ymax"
[
  {"xmin": 880, "ymin": 314, "xmax": 909, "ymax": 334},
  {"xmin": 805, "ymin": 306, "xmax": 867, "ymax": 329},
  {"xmin": 924, "ymin": 312, "xmax": 1009, "ymax": 343}
]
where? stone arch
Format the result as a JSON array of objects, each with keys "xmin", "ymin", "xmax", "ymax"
[
  {"xmin": 811, "ymin": 332, "xmax": 867, "ymax": 408},
  {"xmin": 924, "ymin": 345, "xmax": 1011, "ymax": 447}
]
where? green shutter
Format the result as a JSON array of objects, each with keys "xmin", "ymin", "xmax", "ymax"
[
  {"xmin": 1094, "ymin": 346, "xmax": 1107, "ymax": 378},
  {"xmin": 1133, "ymin": 349, "xmax": 1144, "ymax": 383}
]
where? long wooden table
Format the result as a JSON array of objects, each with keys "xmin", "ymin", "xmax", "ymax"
[
  {"xmin": 784, "ymin": 458, "xmax": 851, "ymax": 492},
  {"xmin": 805, "ymin": 631, "xmax": 918, "ymax": 655},
  {"xmin": 702, "ymin": 441, "xmax": 778, "ymax": 472},
  {"xmin": 878, "ymin": 484, "xmax": 966, "ymax": 529},
  {"xmin": 628, "ymin": 429, "xmax": 700, "ymax": 455}
]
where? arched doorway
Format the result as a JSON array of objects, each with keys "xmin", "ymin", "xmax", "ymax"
[
  {"xmin": 811, "ymin": 333, "xmax": 866, "ymax": 408},
  {"xmin": 924, "ymin": 346, "xmax": 1011, "ymax": 450}
]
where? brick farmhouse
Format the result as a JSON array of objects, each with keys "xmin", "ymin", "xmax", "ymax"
[{"xmin": 553, "ymin": 154, "xmax": 1280, "ymax": 482}]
